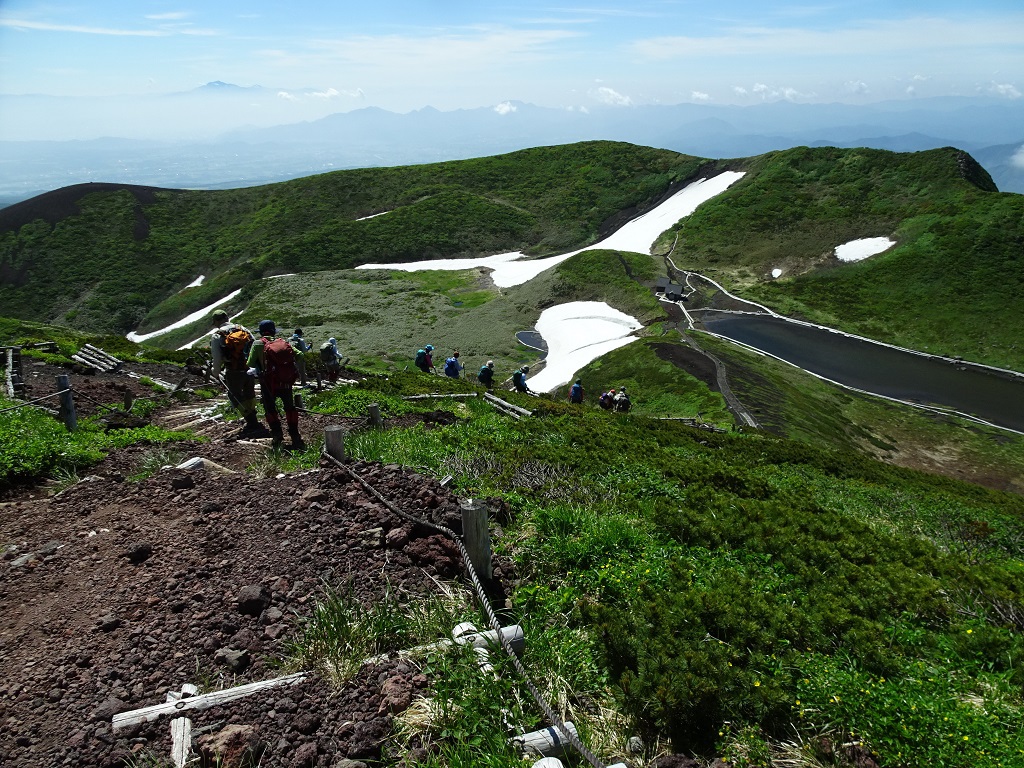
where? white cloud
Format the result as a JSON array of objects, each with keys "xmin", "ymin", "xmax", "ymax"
[
  {"xmin": 749, "ymin": 82, "xmax": 813, "ymax": 101},
  {"xmin": 494, "ymin": 101, "xmax": 517, "ymax": 115},
  {"xmin": 989, "ymin": 82, "xmax": 1021, "ymax": 99},
  {"xmin": 593, "ymin": 86, "xmax": 632, "ymax": 106},
  {"xmin": 306, "ymin": 27, "xmax": 577, "ymax": 74},
  {"xmin": 845, "ymin": 80, "xmax": 869, "ymax": 94},
  {"xmin": 732, "ymin": 86, "xmax": 748, "ymax": 96},
  {"xmin": 277, "ymin": 91, "xmax": 299, "ymax": 101},
  {"xmin": 1012, "ymin": 145, "xmax": 1024, "ymax": 169},
  {"xmin": 691, "ymin": 90, "xmax": 710, "ymax": 101},
  {"xmin": 310, "ymin": 87, "xmax": 341, "ymax": 99},
  {"xmin": 145, "ymin": 12, "xmax": 188, "ymax": 21},
  {"xmin": 0, "ymin": 18, "xmax": 163, "ymax": 36},
  {"xmin": 629, "ymin": 17, "xmax": 1024, "ymax": 60},
  {"xmin": 906, "ymin": 85, "xmax": 916, "ymax": 96}
]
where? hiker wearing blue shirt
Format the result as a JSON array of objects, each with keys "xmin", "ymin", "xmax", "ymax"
[
  {"xmin": 567, "ymin": 379, "xmax": 585, "ymax": 404},
  {"xmin": 512, "ymin": 365, "xmax": 531, "ymax": 393},
  {"xmin": 444, "ymin": 351, "xmax": 464, "ymax": 379}
]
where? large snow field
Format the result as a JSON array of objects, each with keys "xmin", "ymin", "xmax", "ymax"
[
  {"xmin": 835, "ymin": 237, "xmax": 895, "ymax": 262},
  {"xmin": 527, "ymin": 301, "xmax": 643, "ymax": 393}
]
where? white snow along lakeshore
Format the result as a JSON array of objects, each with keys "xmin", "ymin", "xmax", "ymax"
[{"xmin": 527, "ymin": 302, "xmax": 643, "ymax": 394}]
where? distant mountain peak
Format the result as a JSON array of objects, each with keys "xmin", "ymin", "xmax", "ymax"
[{"xmin": 197, "ymin": 81, "xmax": 259, "ymax": 91}]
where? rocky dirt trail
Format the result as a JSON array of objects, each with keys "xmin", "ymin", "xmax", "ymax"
[{"xmin": 1, "ymin": 361, "xmax": 509, "ymax": 767}]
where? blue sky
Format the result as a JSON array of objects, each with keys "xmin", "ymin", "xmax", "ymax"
[{"xmin": 1, "ymin": 1, "xmax": 1022, "ymax": 139}]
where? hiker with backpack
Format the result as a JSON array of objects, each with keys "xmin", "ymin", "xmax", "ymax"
[
  {"xmin": 512, "ymin": 365, "xmax": 532, "ymax": 393},
  {"xmin": 414, "ymin": 344, "xmax": 436, "ymax": 374},
  {"xmin": 210, "ymin": 309, "xmax": 267, "ymax": 438},
  {"xmin": 477, "ymin": 360, "xmax": 495, "ymax": 390},
  {"xmin": 598, "ymin": 388, "xmax": 616, "ymax": 410},
  {"xmin": 614, "ymin": 387, "xmax": 632, "ymax": 413},
  {"xmin": 247, "ymin": 319, "xmax": 305, "ymax": 450},
  {"xmin": 567, "ymin": 379, "xmax": 585, "ymax": 404},
  {"xmin": 319, "ymin": 337, "xmax": 343, "ymax": 383},
  {"xmin": 443, "ymin": 351, "xmax": 464, "ymax": 379},
  {"xmin": 289, "ymin": 329, "xmax": 311, "ymax": 387}
]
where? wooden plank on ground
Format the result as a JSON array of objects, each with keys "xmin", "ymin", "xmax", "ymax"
[{"xmin": 112, "ymin": 672, "xmax": 307, "ymax": 729}]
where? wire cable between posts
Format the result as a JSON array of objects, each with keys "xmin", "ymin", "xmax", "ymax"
[
  {"xmin": 0, "ymin": 388, "xmax": 70, "ymax": 414},
  {"xmin": 321, "ymin": 451, "xmax": 609, "ymax": 768}
]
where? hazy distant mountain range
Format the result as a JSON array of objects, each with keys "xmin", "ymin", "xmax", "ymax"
[{"xmin": 2, "ymin": 89, "xmax": 1022, "ymax": 206}]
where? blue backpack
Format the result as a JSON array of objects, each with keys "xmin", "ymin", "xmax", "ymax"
[
  {"xmin": 444, "ymin": 357, "xmax": 460, "ymax": 377},
  {"xmin": 415, "ymin": 349, "xmax": 427, "ymax": 367},
  {"xmin": 569, "ymin": 383, "xmax": 583, "ymax": 403}
]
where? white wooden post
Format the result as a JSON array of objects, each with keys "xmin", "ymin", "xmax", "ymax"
[
  {"xmin": 170, "ymin": 717, "xmax": 191, "ymax": 767},
  {"xmin": 57, "ymin": 374, "xmax": 76, "ymax": 431},
  {"xmin": 325, "ymin": 425, "xmax": 345, "ymax": 461},
  {"xmin": 368, "ymin": 402, "xmax": 384, "ymax": 428},
  {"xmin": 511, "ymin": 722, "xmax": 578, "ymax": 758},
  {"xmin": 460, "ymin": 498, "xmax": 492, "ymax": 579}
]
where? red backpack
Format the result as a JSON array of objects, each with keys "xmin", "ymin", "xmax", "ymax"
[{"xmin": 262, "ymin": 337, "xmax": 298, "ymax": 390}]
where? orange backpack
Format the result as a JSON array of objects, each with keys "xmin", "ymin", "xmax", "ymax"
[{"xmin": 221, "ymin": 327, "xmax": 253, "ymax": 370}]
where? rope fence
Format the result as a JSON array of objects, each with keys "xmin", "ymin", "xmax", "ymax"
[
  {"xmin": 0, "ymin": 388, "xmax": 70, "ymax": 415},
  {"xmin": 321, "ymin": 450, "xmax": 610, "ymax": 768}
]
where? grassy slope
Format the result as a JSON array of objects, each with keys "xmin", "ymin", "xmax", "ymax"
[
  {"xmin": 667, "ymin": 145, "xmax": 1024, "ymax": 371},
  {"xmin": 0, "ymin": 142, "xmax": 705, "ymax": 335},
  {"xmin": 330, "ymin": 373, "xmax": 1024, "ymax": 766}
]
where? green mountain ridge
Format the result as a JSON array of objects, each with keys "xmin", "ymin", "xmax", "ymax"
[
  {"xmin": 2, "ymin": 141, "xmax": 1020, "ymax": 374},
  {"xmin": 3, "ymin": 141, "xmax": 1024, "ymax": 766}
]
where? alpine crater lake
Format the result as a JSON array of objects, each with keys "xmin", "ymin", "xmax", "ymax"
[{"xmin": 700, "ymin": 313, "xmax": 1024, "ymax": 433}]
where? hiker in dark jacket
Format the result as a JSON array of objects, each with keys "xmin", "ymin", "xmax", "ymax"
[
  {"xmin": 478, "ymin": 360, "xmax": 495, "ymax": 390},
  {"xmin": 567, "ymin": 379, "xmax": 585, "ymax": 404},
  {"xmin": 414, "ymin": 344, "xmax": 435, "ymax": 373},
  {"xmin": 512, "ymin": 365, "xmax": 532, "ymax": 393},
  {"xmin": 209, "ymin": 309, "xmax": 266, "ymax": 437},
  {"xmin": 248, "ymin": 319, "xmax": 304, "ymax": 450},
  {"xmin": 289, "ymin": 329, "xmax": 311, "ymax": 387}
]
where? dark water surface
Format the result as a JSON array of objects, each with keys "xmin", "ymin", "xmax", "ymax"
[
  {"xmin": 701, "ymin": 314, "xmax": 1024, "ymax": 432},
  {"xmin": 516, "ymin": 331, "xmax": 548, "ymax": 357}
]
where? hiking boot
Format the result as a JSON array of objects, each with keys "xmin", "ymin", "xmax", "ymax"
[
  {"xmin": 270, "ymin": 424, "xmax": 285, "ymax": 448},
  {"xmin": 238, "ymin": 413, "xmax": 271, "ymax": 438},
  {"xmin": 288, "ymin": 428, "xmax": 306, "ymax": 451}
]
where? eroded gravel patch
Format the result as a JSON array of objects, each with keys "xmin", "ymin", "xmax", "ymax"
[{"xmin": 0, "ymin": 456, "xmax": 503, "ymax": 767}]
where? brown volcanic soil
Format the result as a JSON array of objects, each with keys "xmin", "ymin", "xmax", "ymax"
[{"xmin": 1, "ymin": 363, "xmax": 512, "ymax": 767}]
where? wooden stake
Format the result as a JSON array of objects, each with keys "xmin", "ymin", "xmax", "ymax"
[
  {"xmin": 324, "ymin": 425, "xmax": 346, "ymax": 461},
  {"xmin": 170, "ymin": 717, "xmax": 191, "ymax": 767},
  {"xmin": 511, "ymin": 722, "xmax": 578, "ymax": 758},
  {"xmin": 368, "ymin": 402, "xmax": 384, "ymax": 428},
  {"xmin": 460, "ymin": 498, "xmax": 492, "ymax": 579},
  {"xmin": 56, "ymin": 374, "xmax": 76, "ymax": 431}
]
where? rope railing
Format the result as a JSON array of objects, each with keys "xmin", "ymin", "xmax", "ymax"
[
  {"xmin": 321, "ymin": 451, "xmax": 609, "ymax": 768},
  {"xmin": 0, "ymin": 388, "xmax": 70, "ymax": 415}
]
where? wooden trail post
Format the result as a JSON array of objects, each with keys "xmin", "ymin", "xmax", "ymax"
[
  {"xmin": 460, "ymin": 498, "xmax": 492, "ymax": 579},
  {"xmin": 368, "ymin": 402, "xmax": 384, "ymax": 429},
  {"xmin": 511, "ymin": 722, "xmax": 579, "ymax": 758},
  {"xmin": 56, "ymin": 374, "xmax": 77, "ymax": 431},
  {"xmin": 324, "ymin": 425, "xmax": 346, "ymax": 461}
]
